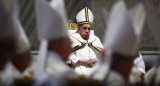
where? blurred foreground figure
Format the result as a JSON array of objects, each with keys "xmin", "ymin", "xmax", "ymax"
[
  {"xmin": 128, "ymin": 3, "xmax": 146, "ymax": 85},
  {"xmin": 0, "ymin": 0, "xmax": 35, "ymax": 85},
  {"xmin": 90, "ymin": 1, "xmax": 145, "ymax": 86},
  {"xmin": 0, "ymin": 0, "xmax": 17, "ymax": 85},
  {"xmin": 67, "ymin": 7, "xmax": 103, "ymax": 76},
  {"xmin": 10, "ymin": 15, "xmax": 35, "ymax": 86},
  {"xmin": 0, "ymin": 0, "xmax": 15, "ymax": 72},
  {"xmin": 35, "ymin": 0, "xmax": 76, "ymax": 85}
]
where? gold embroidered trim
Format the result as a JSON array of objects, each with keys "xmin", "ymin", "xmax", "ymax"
[
  {"xmin": 85, "ymin": 7, "xmax": 89, "ymax": 21},
  {"xmin": 78, "ymin": 21, "xmax": 92, "ymax": 25}
]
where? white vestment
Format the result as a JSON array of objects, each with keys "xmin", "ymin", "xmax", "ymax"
[
  {"xmin": 68, "ymin": 33, "xmax": 103, "ymax": 76},
  {"xmin": 105, "ymin": 70, "xmax": 125, "ymax": 86},
  {"xmin": 144, "ymin": 66, "xmax": 156, "ymax": 86},
  {"xmin": 133, "ymin": 52, "xmax": 145, "ymax": 74},
  {"xmin": 129, "ymin": 52, "xmax": 145, "ymax": 84},
  {"xmin": 45, "ymin": 51, "xmax": 76, "ymax": 86},
  {"xmin": 144, "ymin": 65, "xmax": 160, "ymax": 86},
  {"xmin": 0, "ymin": 61, "xmax": 35, "ymax": 85}
]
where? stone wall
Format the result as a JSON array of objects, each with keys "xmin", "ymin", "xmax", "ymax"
[
  {"xmin": 66, "ymin": 0, "xmax": 160, "ymax": 51},
  {"xmin": 19, "ymin": 0, "xmax": 38, "ymax": 50},
  {"xmin": 92, "ymin": 0, "xmax": 160, "ymax": 51},
  {"xmin": 18, "ymin": 0, "xmax": 160, "ymax": 51}
]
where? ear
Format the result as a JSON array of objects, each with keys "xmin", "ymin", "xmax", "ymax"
[{"xmin": 77, "ymin": 27, "xmax": 81, "ymax": 32}]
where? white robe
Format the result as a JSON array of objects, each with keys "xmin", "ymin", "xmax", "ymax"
[
  {"xmin": 45, "ymin": 51, "xmax": 76, "ymax": 86},
  {"xmin": 105, "ymin": 70, "xmax": 125, "ymax": 86},
  {"xmin": 68, "ymin": 33, "xmax": 103, "ymax": 76},
  {"xmin": 0, "ymin": 62, "xmax": 14, "ymax": 86},
  {"xmin": 133, "ymin": 52, "xmax": 145, "ymax": 74},
  {"xmin": 144, "ymin": 65, "xmax": 160, "ymax": 86},
  {"xmin": 144, "ymin": 66, "xmax": 157, "ymax": 86},
  {"xmin": 0, "ymin": 61, "xmax": 35, "ymax": 85},
  {"xmin": 129, "ymin": 52, "xmax": 146, "ymax": 84}
]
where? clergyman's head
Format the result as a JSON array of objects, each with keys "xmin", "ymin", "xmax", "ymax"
[
  {"xmin": 76, "ymin": 7, "xmax": 94, "ymax": 40},
  {"xmin": 78, "ymin": 24, "xmax": 91, "ymax": 40}
]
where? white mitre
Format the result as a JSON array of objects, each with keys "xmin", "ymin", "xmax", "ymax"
[
  {"xmin": 35, "ymin": 0, "xmax": 69, "ymax": 80},
  {"xmin": 15, "ymin": 18, "xmax": 30, "ymax": 54},
  {"xmin": 104, "ymin": 1, "xmax": 137, "ymax": 56},
  {"xmin": 0, "ymin": 0, "xmax": 19, "ymax": 39},
  {"xmin": 36, "ymin": 0, "xmax": 68, "ymax": 40},
  {"xmin": 76, "ymin": 7, "xmax": 94, "ymax": 25},
  {"xmin": 129, "ymin": 3, "xmax": 145, "ymax": 42},
  {"xmin": 3, "ymin": 0, "xmax": 30, "ymax": 54}
]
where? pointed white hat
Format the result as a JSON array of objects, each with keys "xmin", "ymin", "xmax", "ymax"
[
  {"xmin": 76, "ymin": 7, "xmax": 94, "ymax": 25},
  {"xmin": 2, "ymin": 0, "xmax": 29, "ymax": 54},
  {"xmin": 15, "ymin": 18, "xmax": 30, "ymax": 54},
  {"xmin": 0, "ymin": 0, "xmax": 19, "ymax": 39},
  {"xmin": 104, "ymin": 1, "xmax": 137, "ymax": 56},
  {"xmin": 35, "ymin": 0, "xmax": 68, "ymax": 79},
  {"xmin": 36, "ymin": 0, "xmax": 68, "ymax": 40},
  {"xmin": 129, "ymin": 3, "xmax": 145, "ymax": 40}
]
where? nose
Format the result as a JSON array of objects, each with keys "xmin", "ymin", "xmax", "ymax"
[{"xmin": 86, "ymin": 29, "xmax": 89, "ymax": 33}]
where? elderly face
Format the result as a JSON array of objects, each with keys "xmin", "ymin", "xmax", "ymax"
[{"xmin": 78, "ymin": 24, "xmax": 91, "ymax": 40}]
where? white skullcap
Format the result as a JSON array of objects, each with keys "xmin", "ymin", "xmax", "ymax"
[
  {"xmin": 76, "ymin": 7, "xmax": 94, "ymax": 25},
  {"xmin": 15, "ymin": 18, "xmax": 30, "ymax": 54},
  {"xmin": 36, "ymin": 0, "xmax": 68, "ymax": 40},
  {"xmin": 104, "ymin": 1, "xmax": 137, "ymax": 56}
]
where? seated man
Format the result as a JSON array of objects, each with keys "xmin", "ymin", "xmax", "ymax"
[{"xmin": 67, "ymin": 7, "xmax": 103, "ymax": 76}]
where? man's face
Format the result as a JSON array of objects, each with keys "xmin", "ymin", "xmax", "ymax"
[{"xmin": 78, "ymin": 24, "xmax": 91, "ymax": 40}]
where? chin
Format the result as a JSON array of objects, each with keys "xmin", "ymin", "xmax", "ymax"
[
  {"xmin": 83, "ymin": 36, "xmax": 89, "ymax": 40},
  {"xmin": 85, "ymin": 37, "xmax": 89, "ymax": 40}
]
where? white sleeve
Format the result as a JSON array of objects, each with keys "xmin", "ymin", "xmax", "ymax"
[{"xmin": 67, "ymin": 52, "xmax": 79, "ymax": 65}]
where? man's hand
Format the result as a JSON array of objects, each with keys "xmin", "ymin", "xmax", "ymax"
[
  {"xmin": 77, "ymin": 59, "xmax": 97, "ymax": 68},
  {"xmin": 90, "ymin": 59, "xmax": 97, "ymax": 64}
]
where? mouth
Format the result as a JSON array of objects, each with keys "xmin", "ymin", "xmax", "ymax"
[
  {"xmin": 83, "ymin": 35, "xmax": 89, "ymax": 40},
  {"xmin": 84, "ymin": 34, "xmax": 89, "ymax": 37}
]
